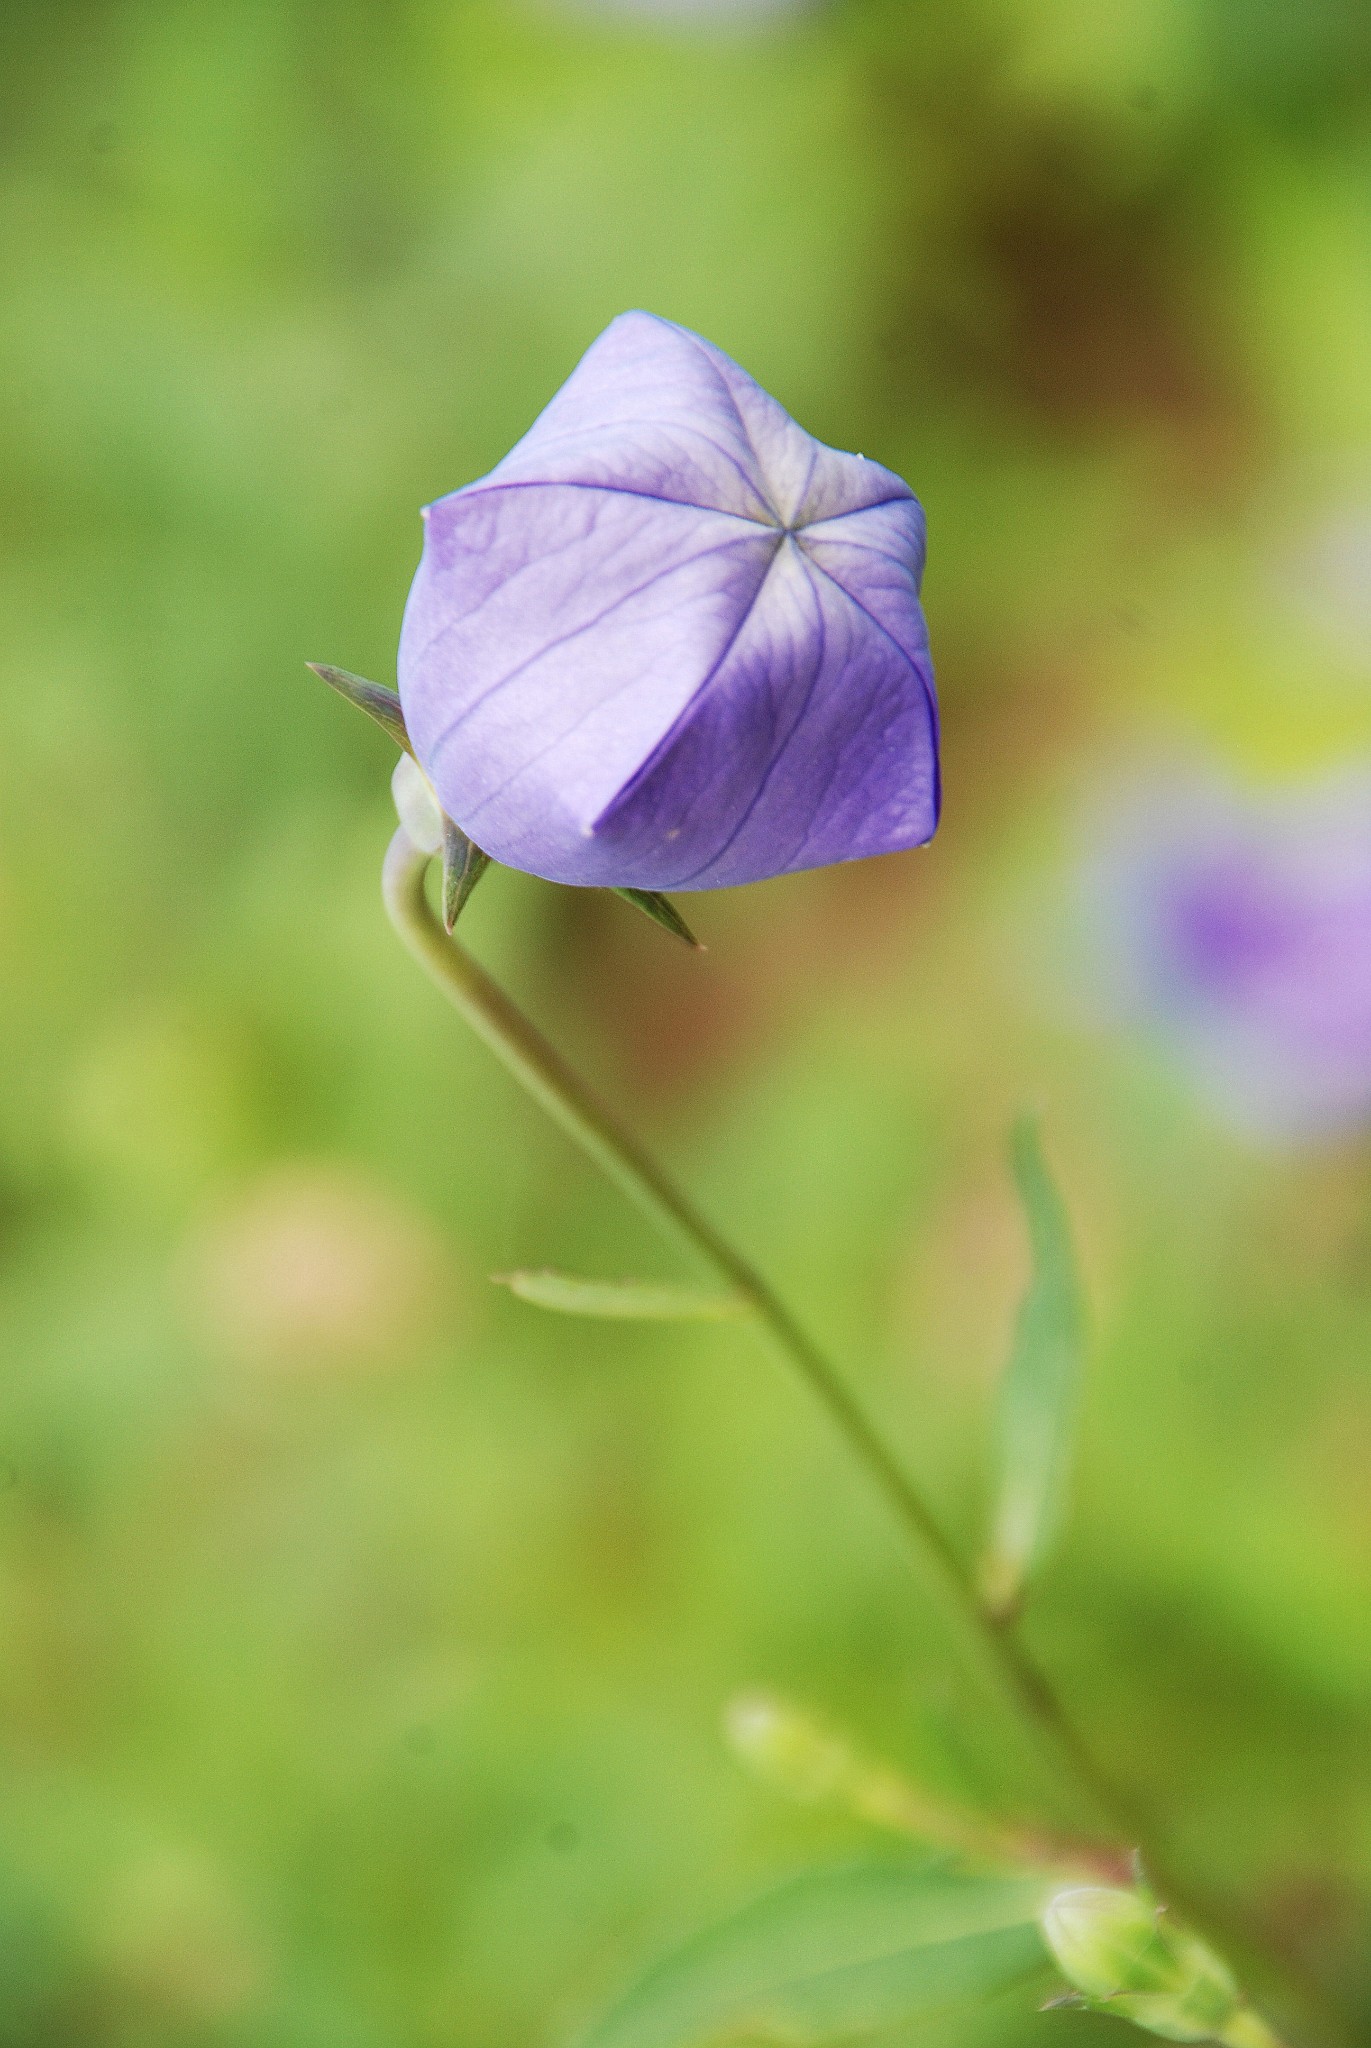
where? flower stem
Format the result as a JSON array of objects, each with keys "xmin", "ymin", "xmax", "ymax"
[
  {"xmin": 381, "ymin": 826, "xmax": 1340, "ymax": 2048},
  {"xmin": 383, "ymin": 832, "xmax": 978, "ymax": 1652}
]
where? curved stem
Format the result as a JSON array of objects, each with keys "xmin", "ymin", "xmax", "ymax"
[
  {"xmin": 382, "ymin": 831, "xmax": 977, "ymax": 1665},
  {"xmin": 381, "ymin": 828, "xmax": 1339, "ymax": 2048}
]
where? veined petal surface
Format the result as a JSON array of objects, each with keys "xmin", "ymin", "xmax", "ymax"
[{"xmin": 398, "ymin": 310, "xmax": 939, "ymax": 889}]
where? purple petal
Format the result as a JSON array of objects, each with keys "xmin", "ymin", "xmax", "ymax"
[
  {"xmin": 398, "ymin": 310, "xmax": 939, "ymax": 889},
  {"xmin": 593, "ymin": 521, "xmax": 937, "ymax": 889}
]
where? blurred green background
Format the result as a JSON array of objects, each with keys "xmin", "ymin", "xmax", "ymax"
[{"xmin": 2, "ymin": 0, "xmax": 1371, "ymax": 2041}]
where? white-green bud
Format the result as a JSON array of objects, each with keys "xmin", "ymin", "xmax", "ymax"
[
  {"xmin": 391, "ymin": 754, "xmax": 446, "ymax": 856},
  {"xmin": 723, "ymin": 1692, "xmax": 854, "ymax": 1804},
  {"xmin": 1041, "ymin": 1888, "xmax": 1278, "ymax": 2046}
]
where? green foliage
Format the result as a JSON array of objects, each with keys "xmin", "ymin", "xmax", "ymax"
[
  {"xmin": 495, "ymin": 1269, "xmax": 751, "ymax": 1320},
  {"xmin": 0, "ymin": 1863, "xmax": 85, "ymax": 2048},
  {"xmin": 979, "ymin": 1118, "xmax": 1087, "ymax": 1622},
  {"xmin": 581, "ymin": 1863, "xmax": 1050, "ymax": 2048}
]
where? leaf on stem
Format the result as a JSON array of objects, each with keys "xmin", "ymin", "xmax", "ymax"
[
  {"xmin": 493, "ymin": 1269, "xmax": 749, "ymax": 1321},
  {"xmin": 308, "ymin": 663, "xmax": 413, "ymax": 756},
  {"xmin": 613, "ymin": 888, "xmax": 703, "ymax": 949},
  {"xmin": 979, "ymin": 1116, "xmax": 1087, "ymax": 1624},
  {"xmin": 442, "ymin": 818, "xmax": 491, "ymax": 932},
  {"xmin": 724, "ymin": 1692, "xmax": 1039, "ymax": 1870},
  {"xmin": 579, "ymin": 1862, "xmax": 1050, "ymax": 2048}
]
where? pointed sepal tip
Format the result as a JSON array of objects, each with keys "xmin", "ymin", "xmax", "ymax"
[
  {"xmin": 442, "ymin": 818, "xmax": 492, "ymax": 932},
  {"xmin": 308, "ymin": 662, "xmax": 412, "ymax": 757},
  {"xmin": 613, "ymin": 887, "xmax": 704, "ymax": 950}
]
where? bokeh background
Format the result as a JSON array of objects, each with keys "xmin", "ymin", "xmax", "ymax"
[{"xmin": 2, "ymin": 1, "xmax": 1371, "ymax": 2042}]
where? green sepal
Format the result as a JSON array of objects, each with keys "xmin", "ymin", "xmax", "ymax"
[
  {"xmin": 308, "ymin": 663, "xmax": 412, "ymax": 756},
  {"xmin": 613, "ymin": 888, "xmax": 703, "ymax": 949},
  {"xmin": 442, "ymin": 818, "xmax": 491, "ymax": 932},
  {"xmin": 492, "ymin": 1269, "xmax": 749, "ymax": 1321}
]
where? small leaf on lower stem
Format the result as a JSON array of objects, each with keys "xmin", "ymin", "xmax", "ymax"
[
  {"xmin": 723, "ymin": 1691, "xmax": 1039, "ymax": 1869},
  {"xmin": 493, "ymin": 1269, "xmax": 749, "ymax": 1321},
  {"xmin": 442, "ymin": 818, "xmax": 491, "ymax": 932},
  {"xmin": 613, "ymin": 888, "xmax": 703, "ymax": 949},
  {"xmin": 308, "ymin": 663, "xmax": 413, "ymax": 755},
  {"xmin": 580, "ymin": 1863, "xmax": 1051, "ymax": 2048},
  {"xmin": 979, "ymin": 1116, "xmax": 1087, "ymax": 1624}
]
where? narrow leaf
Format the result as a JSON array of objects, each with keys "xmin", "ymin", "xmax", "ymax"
[
  {"xmin": 443, "ymin": 817, "xmax": 491, "ymax": 931},
  {"xmin": 724, "ymin": 1693, "xmax": 1052, "ymax": 1871},
  {"xmin": 979, "ymin": 1117, "xmax": 1087, "ymax": 1622},
  {"xmin": 579, "ymin": 1862, "xmax": 1050, "ymax": 2048},
  {"xmin": 614, "ymin": 888, "xmax": 703, "ymax": 950},
  {"xmin": 308, "ymin": 663, "xmax": 412, "ymax": 756},
  {"xmin": 493, "ymin": 1270, "xmax": 749, "ymax": 1321}
]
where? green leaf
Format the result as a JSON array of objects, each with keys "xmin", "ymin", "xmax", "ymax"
[
  {"xmin": 979, "ymin": 1117, "xmax": 1087, "ymax": 1623},
  {"xmin": 579, "ymin": 1862, "xmax": 1050, "ymax": 2048},
  {"xmin": 442, "ymin": 818, "xmax": 491, "ymax": 931},
  {"xmin": 493, "ymin": 1270, "xmax": 750, "ymax": 1321},
  {"xmin": 308, "ymin": 663, "xmax": 412, "ymax": 756},
  {"xmin": 614, "ymin": 888, "xmax": 703, "ymax": 949}
]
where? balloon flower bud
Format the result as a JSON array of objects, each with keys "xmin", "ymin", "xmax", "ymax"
[
  {"xmin": 398, "ymin": 311, "xmax": 939, "ymax": 892},
  {"xmin": 1042, "ymin": 1888, "xmax": 1281, "ymax": 2046}
]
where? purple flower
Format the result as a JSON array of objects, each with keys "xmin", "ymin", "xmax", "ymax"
[
  {"xmin": 1087, "ymin": 768, "xmax": 1371, "ymax": 1139},
  {"xmin": 398, "ymin": 312, "xmax": 938, "ymax": 892}
]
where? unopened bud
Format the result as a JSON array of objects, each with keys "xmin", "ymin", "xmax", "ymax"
[
  {"xmin": 724, "ymin": 1693, "xmax": 853, "ymax": 1804},
  {"xmin": 1042, "ymin": 1888, "xmax": 1279, "ymax": 2046},
  {"xmin": 391, "ymin": 755, "xmax": 445, "ymax": 856}
]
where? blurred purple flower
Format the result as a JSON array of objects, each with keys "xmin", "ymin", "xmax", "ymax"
[
  {"xmin": 1089, "ymin": 769, "xmax": 1371, "ymax": 1139},
  {"xmin": 398, "ymin": 311, "xmax": 938, "ymax": 891}
]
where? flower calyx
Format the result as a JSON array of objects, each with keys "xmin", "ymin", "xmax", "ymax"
[
  {"xmin": 1041, "ymin": 1886, "xmax": 1283, "ymax": 2046},
  {"xmin": 311, "ymin": 662, "xmax": 698, "ymax": 945}
]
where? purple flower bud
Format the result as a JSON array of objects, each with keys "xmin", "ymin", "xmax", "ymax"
[
  {"xmin": 398, "ymin": 312, "xmax": 939, "ymax": 891},
  {"xmin": 1087, "ymin": 768, "xmax": 1371, "ymax": 1140}
]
